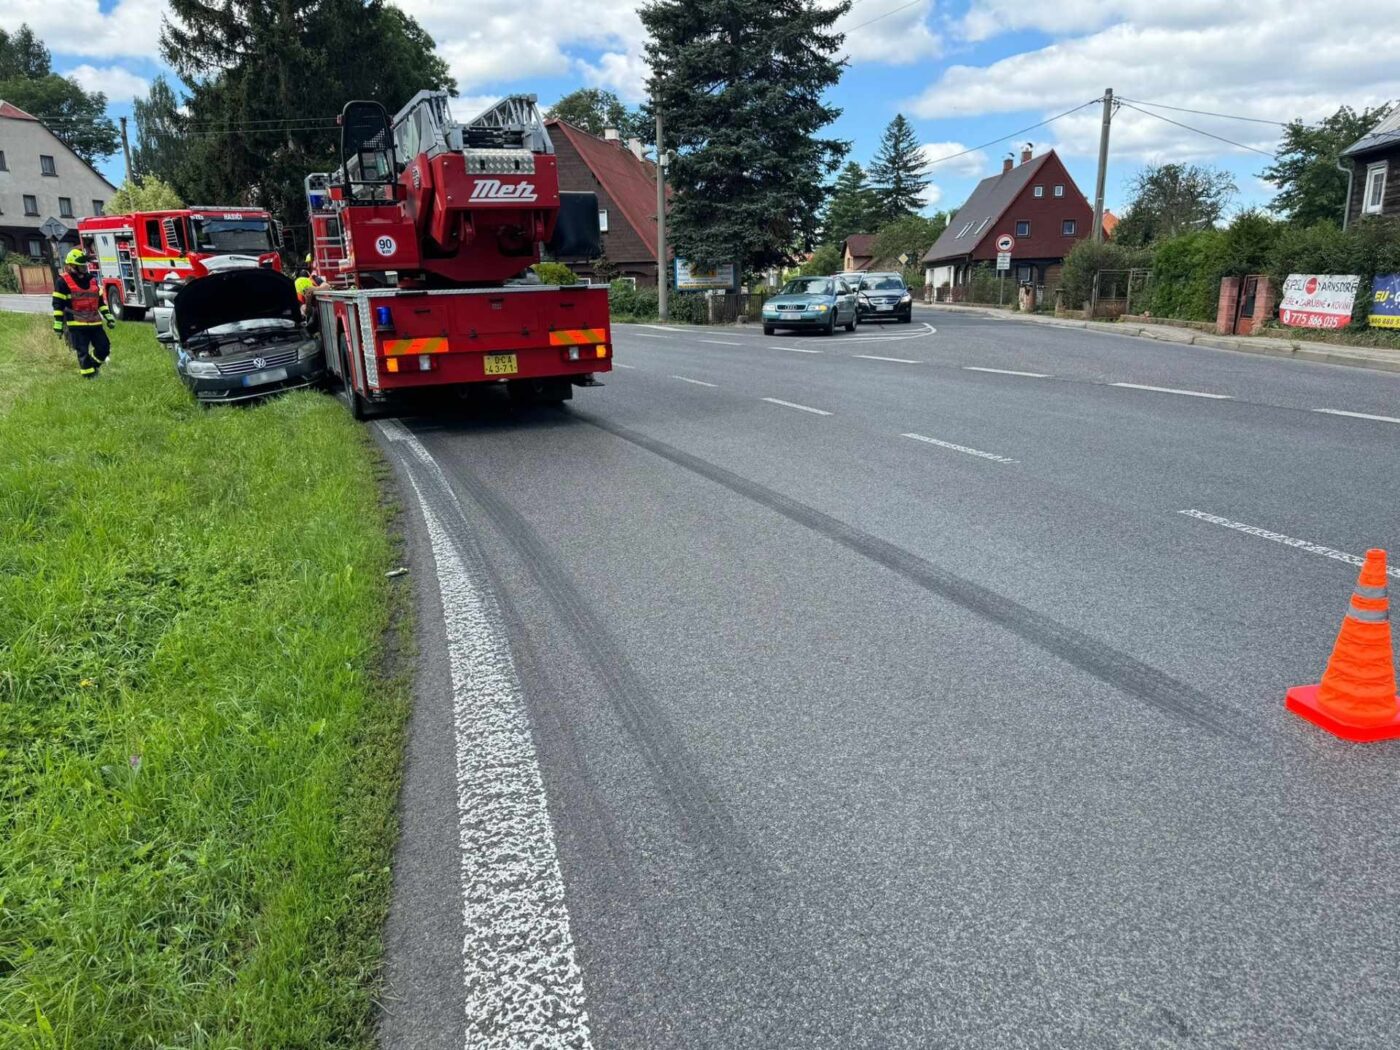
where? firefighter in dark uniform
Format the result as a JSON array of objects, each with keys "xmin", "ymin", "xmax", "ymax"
[{"xmin": 52, "ymin": 248, "xmax": 115, "ymax": 378}]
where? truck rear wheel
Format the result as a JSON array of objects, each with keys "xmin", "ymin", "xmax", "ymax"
[
  {"xmin": 107, "ymin": 286, "xmax": 145, "ymax": 322},
  {"xmin": 336, "ymin": 331, "xmax": 372, "ymax": 420}
]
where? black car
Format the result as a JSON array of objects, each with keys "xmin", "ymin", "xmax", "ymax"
[
  {"xmin": 158, "ymin": 268, "xmax": 325, "ymax": 403},
  {"xmin": 855, "ymin": 272, "xmax": 914, "ymax": 323}
]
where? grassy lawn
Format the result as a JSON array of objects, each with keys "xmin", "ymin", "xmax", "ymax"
[{"xmin": 0, "ymin": 314, "xmax": 408, "ymax": 1047}]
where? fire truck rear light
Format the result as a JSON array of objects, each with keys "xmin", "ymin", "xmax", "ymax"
[
  {"xmin": 385, "ymin": 356, "xmax": 399, "ymax": 373},
  {"xmin": 374, "ymin": 305, "xmax": 393, "ymax": 328},
  {"xmin": 596, "ymin": 344, "xmax": 608, "ymax": 358},
  {"xmin": 566, "ymin": 346, "xmax": 580, "ymax": 361},
  {"xmin": 419, "ymin": 354, "xmax": 432, "ymax": 371}
]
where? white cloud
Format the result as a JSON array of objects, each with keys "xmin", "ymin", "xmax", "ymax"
[
  {"xmin": 920, "ymin": 141, "xmax": 989, "ymax": 179},
  {"xmin": 834, "ymin": 0, "xmax": 941, "ymax": 65},
  {"xmin": 1, "ymin": 0, "xmax": 163, "ymax": 59},
  {"xmin": 65, "ymin": 64, "xmax": 150, "ymax": 103},
  {"xmin": 911, "ymin": 2, "xmax": 1400, "ymax": 161},
  {"xmin": 921, "ymin": 181, "xmax": 944, "ymax": 208}
]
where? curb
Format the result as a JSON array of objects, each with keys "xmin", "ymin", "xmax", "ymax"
[{"xmin": 916, "ymin": 304, "xmax": 1400, "ymax": 375}]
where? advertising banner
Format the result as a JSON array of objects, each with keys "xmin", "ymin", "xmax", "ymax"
[
  {"xmin": 1278, "ymin": 273, "xmax": 1360, "ymax": 329},
  {"xmin": 675, "ymin": 259, "xmax": 738, "ymax": 291},
  {"xmin": 1368, "ymin": 273, "xmax": 1400, "ymax": 329}
]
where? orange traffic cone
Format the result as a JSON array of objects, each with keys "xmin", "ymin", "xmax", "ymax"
[{"xmin": 1286, "ymin": 549, "xmax": 1400, "ymax": 742}]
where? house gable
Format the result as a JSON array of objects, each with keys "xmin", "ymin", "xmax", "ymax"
[{"xmin": 970, "ymin": 153, "xmax": 1093, "ymax": 262}]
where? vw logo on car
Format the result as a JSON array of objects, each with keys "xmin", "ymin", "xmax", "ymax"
[{"xmin": 253, "ymin": 357, "xmax": 267, "ymax": 370}]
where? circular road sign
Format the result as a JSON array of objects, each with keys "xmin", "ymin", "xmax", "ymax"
[{"xmin": 995, "ymin": 233, "xmax": 1015, "ymax": 253}]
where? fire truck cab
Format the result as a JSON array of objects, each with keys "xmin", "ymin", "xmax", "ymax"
[{"xmin": 77, "ymin": 208, "xmax": 284, "ymax": 321}]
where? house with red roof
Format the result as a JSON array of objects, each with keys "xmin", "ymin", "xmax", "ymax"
[
  {"xmin": 546, "ymin": 118, "xmax": 664, "ymax": 286},
  {"xmin": 0, "ymin": 99, "xmax": 116, "ymax": 263},
  {"xmin": 922, "ymin": 146, "xmax": 1093, "ymax": 300}
]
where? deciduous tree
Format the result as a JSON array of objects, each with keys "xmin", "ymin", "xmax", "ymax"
[
  {"xmin": 642, "ymin": 0, "xmax": 851, "ymax": 272},
  {"xmin": 1261, "ymin": 103, "xmax": 1393, "ymax": 227},
  {"xmin": 1118, "ymin": 163, "xmax": 1237, "ymax": 242},
  {"xmin": 0, "ymin": 24, "xmax": 118, "ymax": 164},
  {"xmin": 546, "ymin": 88, "xmax": 648, "ymax": 141}
]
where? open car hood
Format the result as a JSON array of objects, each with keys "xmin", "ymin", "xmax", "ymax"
[{"xmin": 174, "ymin": 269, "xmax": 300, "ymax": 344}]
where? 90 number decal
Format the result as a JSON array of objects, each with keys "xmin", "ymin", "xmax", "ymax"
[{"xmin": 375, "ymin": 235, "xmax": 398, "ymax": 257}]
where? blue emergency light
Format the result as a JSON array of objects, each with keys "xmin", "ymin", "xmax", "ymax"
[{"xmin": 374, "ymin": 305, "xmax": 393, "ymax": 328}]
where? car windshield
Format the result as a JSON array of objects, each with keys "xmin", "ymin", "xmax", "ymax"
[
  {"xmin": 192, "ymin": 216, "xmax": 274, "ymax": 254},
  {"xmin": 860, "ymin": 276, "xmax": 905, "ymax": 291},
  {"xmin": 781, "ymin": 278, "xmax": 833, "ymax": 296}
]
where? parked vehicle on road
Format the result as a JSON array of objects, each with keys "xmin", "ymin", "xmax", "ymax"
[
  {"xmin": 854, "ymin": 272, "xmax": 913, "ymax": 324},
  {"xmin": 762, "ymin": 276, "xmax": 858, "ymax": 335},
  {"xmin": 77, "ymin": 207, "xmax": 283, "ymax": 322},
  {"xmin": 157, "ymin": 268, "xmax": 324, "ymax": 404}
]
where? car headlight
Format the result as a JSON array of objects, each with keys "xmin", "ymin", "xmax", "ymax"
[
  {"xmin": 900, "ymin": 292, "xmax": 912, "ymax": 303},
  {"xmin": 813, "ymin": 303, "xmax": 829, "ymax": 312},
  {"xmin": 858, "ymin": 293, "xmax": 871, "ymax": 304},
  {"xmin": 297, "ymin": 339, "xmax": 321, "ymax": 360},
  {"xmin": 184, "ymin": 359, "xmax": 221, "ymax": 377}
]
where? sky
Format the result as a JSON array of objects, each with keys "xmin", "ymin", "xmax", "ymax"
[{"xmin": 7, "ymin": 0, "xmax": 1400, "ymax": 220}]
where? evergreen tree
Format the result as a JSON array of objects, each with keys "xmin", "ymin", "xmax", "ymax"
[
  {"xmin": 0, "ymin": 24, "xmax": 118, "ymax": 164},
  {"xmin": 641, "ymin": 0, "xmax": 851, "ymax": 272},
  {"xmin": 161, "ymin": 0, "xmax": 453, "ymax": 226},
  {"xmin": 868, "ymin": 114, "xmax": 928, "ymax": 222},
  {"xmin": 132, "ymin": 76, "xmax": 189, "ymax": 189},
  {"xmin": 822, "ymin": 162, "xmax": 880, "ymax": 243},
  {"xmin": 1261, "ymin": 103, "xmax": 1393, "ymax": 227}
]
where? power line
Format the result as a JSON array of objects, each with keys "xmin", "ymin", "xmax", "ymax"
[
  {"xmin": 840, "ymin": 0, "xmax": 918, "ymax": 32},
  {"xmin": 1118, "ymin": 97, "xmax": 1289, "ymax": 128},
  {"xmin": 922, "ymin": 99, "xmax": 1102, "ymax": 169},
  {"xmin": 1118, "ymin": 101, "xmax": 1278, "ymax": 158}
]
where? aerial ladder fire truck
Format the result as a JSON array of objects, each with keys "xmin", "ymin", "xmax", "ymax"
[{"xmin": 306, "ymin": 92, "xmax": 611, "ymax": 417}]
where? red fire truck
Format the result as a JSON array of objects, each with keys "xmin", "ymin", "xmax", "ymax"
[
  {"xmin": 306, "ymin": 92, "xmax": 611, "ymax": 417},
  {"xmin": 76, "ymin": 207, "xmax": 283, "ymax": 320}
]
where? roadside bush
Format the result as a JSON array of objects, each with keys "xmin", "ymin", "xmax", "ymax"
[
  {"xmin": 1150, "ymin": 229, "xmax": 1227, "ymax": 321},
  {"xmin": 799, "ymin": 243, "xmax": 842, "ymax": 277},
  {"xmin": 1268, "ymin": 216, "xmax": 1400, "ymax": 326},
  {"xmin": 607, "ymin": 279, "xmax": 658, "ymax": 320},
  {"xmin": 1059, "ymin": 239, "xmax": 1153, "ymax": 310},
  {"xmin": 0, "ymin": 249, "xmax": 18, "ymax": 294},
  {"xmin": 531, "ymin": 261, "xmax": 579, "ymax": 285},
  {"xmin": 667, "ymin": 291, "xmax": 708, "ymax": 325},
  {"xmin": 965, "ymin": 263, "xmax": 1004, "ymax": 304}
]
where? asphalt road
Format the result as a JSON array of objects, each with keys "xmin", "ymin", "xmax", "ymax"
[{"xmin": 376, "ymin": 308, "xmax": 1400, "ymax": 1050}]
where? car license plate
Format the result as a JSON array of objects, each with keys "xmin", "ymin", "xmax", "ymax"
[
  {"xmin": 876, "ymin": 304, "xmax": 894, "ymax": 312},
  {"xmin": 483, "ymin": 353, "xmax": 518, "ymax": 376},
  {"xmin": 242, "ymin": 367, "xmax": 288, "ymax": 386}
]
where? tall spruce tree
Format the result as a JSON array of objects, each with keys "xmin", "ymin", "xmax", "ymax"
[
  {"xmin": 822, "ymin": 162, "xmax": 880, "ymax": 243},
  {"xmin": 641, "ymin": 0, "xmax": 851, "ymax": 272},
  {"xmin": 868, "ymin": 114, "xmax": 928, "ymax": 222},
  {"xmin": 161, "ymin": 0, "xmax": 453, "ymax": 230},
  {"xmin": 132, "ymin": 76, "xmax": 189, "ymax": 188}
]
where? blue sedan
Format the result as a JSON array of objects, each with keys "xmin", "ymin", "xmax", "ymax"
[{"xmin": 762, "ymin": 276, "xmax": 858, "ymax": 335}]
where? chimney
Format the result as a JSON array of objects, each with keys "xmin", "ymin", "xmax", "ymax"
[
  {"xmin": 1020, "ymin": 143, "xmax": 1033, "ymax": 165},
  {"xmin": 1002, "ymin": 155, "xmax": 1014, "ymax": 174},
  {"xmin": 627, "ymin": 136, "xmax": 644, "ymax": 161},
  {"xmin": 603, "ymin": 127, "xmax": 621, "ymax": 142}
]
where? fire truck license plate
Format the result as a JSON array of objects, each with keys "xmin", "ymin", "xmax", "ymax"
[{"xmin": 483, "ymin": 353, "xmax": 518, "ymax": 376}]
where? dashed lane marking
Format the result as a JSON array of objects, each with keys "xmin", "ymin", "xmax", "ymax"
[
  {"xmin": 762, "ymin": 397, "xmax": 833, "ymax": 416},
  {"xmin": 672, "ymin": 375, "xmax": 718, "ymax": 387},
  {"xmin": 629, "ymin": 332, "xmax": 670, "ymax": 340},
  {"xmin": 701, "ymin": 338, "xmax": 744, "ymax": 346},
  {"xmin": 963, "ymin": 366, "xmax": 1051, "ymax": 378},
  {"xmin": 1313, "ymin": 408, "xmax": 1400, "ymax": 425},
  {"xmin": 632, "ymin": 323, "xmax": 686, "ymax": 332},
  {"xmin": 769, "ymin": 345, "xmax": 824, "ymax": 354},
  {"xmin": 902, "ymin": 432, "xmax": 1017, "ymax": 464},
  {"xmin": 1179, "ymin": 509, "xmax": 1400, "ymax": 581},
  {"xmin": 854, "ymin": 354, "xmax": 920, "ymax": 364},
  {"xmin": 376, "ymin": 419, "xmax": 594, "ymax": 1048},
  {"xmin": 612, "ymin": 362, "xmax": 636, "ymax": 369},
  {"xmin": 1111, "ymin": 382, "xmax": 1232, "ymax": 400}
]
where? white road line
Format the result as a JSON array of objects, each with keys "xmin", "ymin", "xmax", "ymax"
[
  {"xmin": 377, "ymin": 420, "xmax": 594, "ymax": 1048},
  {"xmin": 769, "ymin": 345, "xmax": 823, "ymax": 354},
  {"xmin": 1179, "ymin": 509, "xmax": 1400, "ymax": 581},
  {"xmin": 902, "ymin": 432, "xmax": 1017, "ymax": 464},
  {"xmin": 855, "ymin": 354, "xmax": 920, "ymax": 364},
  {"xmin": 612, "ymin": 362, "xmax": 636, "ymax": 369},
  {"xmin": 963, "ymin": 366, "xmax": 1051, "ymax": 378},
  {"xmin": 762, "ymin": 397, "xmax": 832, "ymax": 416},
  {"xmin": 1111, "ymin": 382, "xmax": 1232, "ymax": 400},
  {"xmin": 632, "ymin": 323, "xmax": 685, "ymax": 332},
  {"xmin": 671, "ymin": 375, "xmax": 718, "ymax": 387},
  {"xmin": 701, "ymin": 338, "xmax": 744, "ymax": 346},
  {"xmin": 630, "ymin": 332, "xmax": 670, "ymax": 340},
  {"xmin": 1313, "ymin": 408, "xmax": 1400, "ymax": 425}
]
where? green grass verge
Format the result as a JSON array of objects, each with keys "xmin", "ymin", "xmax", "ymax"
[{"xmin": 0, "ymin": 314, "xmax": 409, "ymax": 1047}]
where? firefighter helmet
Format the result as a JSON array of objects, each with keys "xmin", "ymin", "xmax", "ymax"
[{"xmin": 65, "ymin": 248, "xmax": 89, "ymax": 267}]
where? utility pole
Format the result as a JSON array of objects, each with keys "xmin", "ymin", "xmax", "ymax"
[
  {"xmin": 119, "ymin": 115, "xmax": 134, "ymax": 186},
  {"xmin": 655, "ymin": 108, "xmax": 668, "ymax": 322},
  {"xmin": 1091, "ymin": 88, "xmax": 1113, "ymax": 243}
]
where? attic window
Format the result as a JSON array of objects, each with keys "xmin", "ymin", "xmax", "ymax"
[
  {"xmin": 974, "ymin": 217, "xmax": 990, "ymax": 235},
  {"xmin": 40, "ymin": 154, "xmax": 56, "ymax": 176},
  {"xmin": 1033, "ymin": 185, "xmax": 1044, "ymax": 198},
  {"xmin": 957, "ymin": 222, "xmax": 974, "ymax": 237},
  {"xmin": 1053, "ymin": 184, "xmax": 1064, "ymax": 197},
  {"xmin": 1365, "ymin": 162, "xmax": 1386, "ymax": 214}
]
